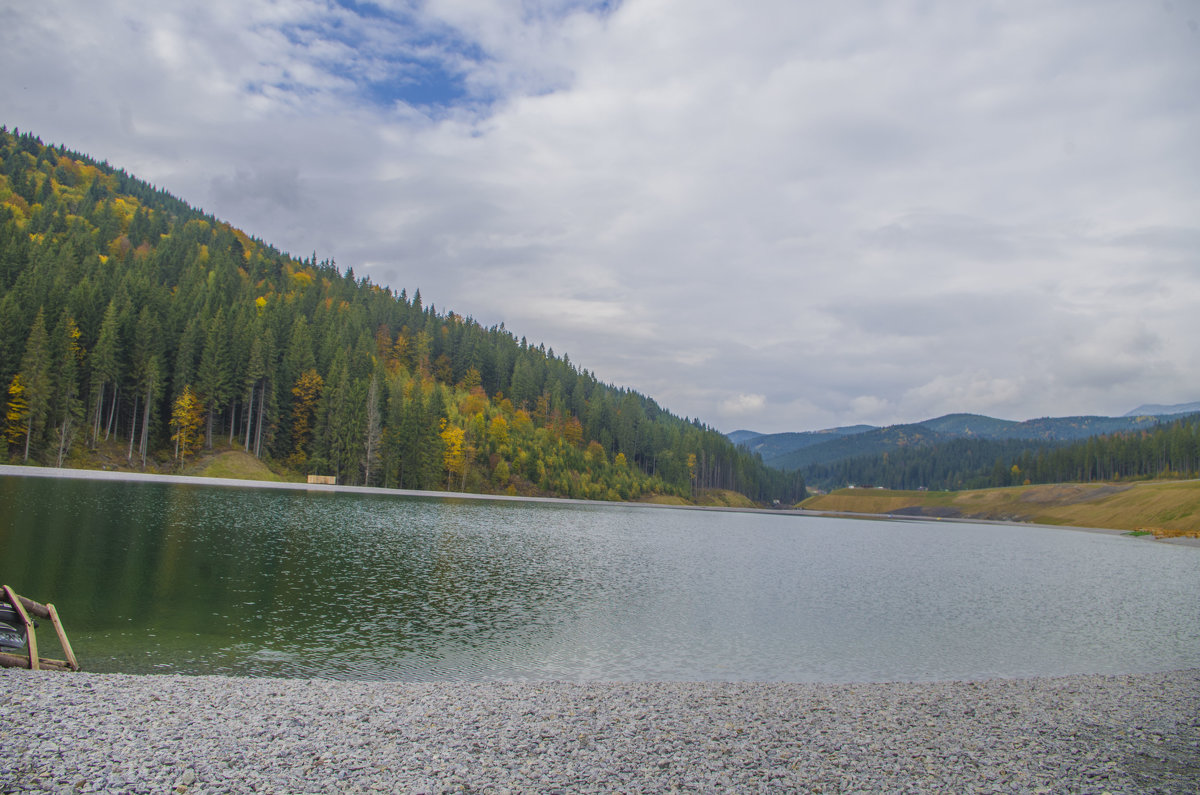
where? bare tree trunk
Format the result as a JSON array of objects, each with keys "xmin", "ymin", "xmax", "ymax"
[
  {"xmin": 127, "ymin": 395, "xmax": 139, "ymax": 462},
  {"xmin": 139, "ymin": 386, "xmax": 152, "ymax": 467},
  {"xmin": 105, "ymin": 384, "xmax": 118, "ymax": 441},
  {"xmin": 56, "ymin": 415, "xmax": 69, "ymax": 467},
  {"xmin": 254, "ymin": 383, "xmax": 265, "ymax": 458},
  {"xmin": 91, "ymin": 385, "xmax": 104, "ymax": 447},
  {"xmin": 363, "ymin": 373, "xmax": 380, "ymax": 486},
  {"xmin": 244, "ymin": 387, "xmax": 255, "ymax": 452}
]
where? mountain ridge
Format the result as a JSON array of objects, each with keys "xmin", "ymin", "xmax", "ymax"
[
  {"xmin": 733, "ymin": 406, "xmax": 1200, "ymax": 471},
  {"xmin": 1123, "ymin": 401, "xmax": 1200, "ymax": 418}
]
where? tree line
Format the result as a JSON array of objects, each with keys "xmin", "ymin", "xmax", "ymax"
[
  {"xmin": 0, "ymin": 126, "xmax": 805, "ymax": 503},
  {"xmin": 800, "ymin": 414, "xmax": 1200, "ymax": 491}
]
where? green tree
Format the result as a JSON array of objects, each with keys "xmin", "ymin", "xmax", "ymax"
[
  {"xmin": 128, "ymin": 307, "xmax": 163, "ymax": 465},
  {"xmin": 197, "ymin": 309, "xmax": 230, "ymax": 447},
  {"xmin": 52, "ymin": 312, "xmax": 85, "ymax": 466},
  {"xmin": 88, "ymin": 299, "xmax": 122, "ymax": 446},
  {"xmin": 363, "ymin": 370, "xmax": 382, "ymax": 485},
  {"xmin": 15, "ymin": 308, "xmax": 52, "ymax": 461}
]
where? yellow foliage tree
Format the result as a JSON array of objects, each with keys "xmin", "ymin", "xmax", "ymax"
[
  {"xmin": 512, "ymin": 409, "xmax": 533, "ymax": 435},
  {"xmin": 460, "ymin": 386, "xmax": 488, "ymax": 417},
  {"xmin": 585, "ymin": 440, "xmax": 607, "ymax": 468},
  {"xmin": 5, "ymin": 374, "xmax": 28, "ymax": 448},
  {"xmin": 562, "ymin": 416, "xmax": 584, "ymax": 448},
  {"xmin": 441, "ymin": 421, "xmax": 465, "ymax": 490},
  {"xmin": 289, "ymin": 368, "xmax": 324, "ymax": 466},
  {"xmin": 460, "ymin": 367, "xmax": 482, "ymax": 390},
  {"xmin": 171, "ymin": 385, "xmax": 205, "ymax": 462},
  {"xmin": 488, "ymin": 414, "xmax": 509, "ymax": 449}
]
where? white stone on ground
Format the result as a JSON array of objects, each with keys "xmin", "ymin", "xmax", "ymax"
[{"xmin": 1, "ymin": 669, "xmax": 1197, "ymax": 793}]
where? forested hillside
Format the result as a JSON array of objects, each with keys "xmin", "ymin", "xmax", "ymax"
[
  {"xmin": 801, "ymin": 414, "xmax": 1200, "ymax": 491},
  {"xmin": 739, "ymin": 412, "xmax": 1181, "ymax": 472},
  {"xmin": 0, "ymin": 127, "xmax": 804, "ymax": 503}
]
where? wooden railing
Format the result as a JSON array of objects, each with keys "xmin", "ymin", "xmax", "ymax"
[{"xmin": 0, "ymin": 585, "xmax": 80, "ymax": 672}]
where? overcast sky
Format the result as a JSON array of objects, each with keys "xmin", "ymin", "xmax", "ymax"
[{"xmin": 3, "ymin": 0, "xmax": 1198, "ymax": 433}]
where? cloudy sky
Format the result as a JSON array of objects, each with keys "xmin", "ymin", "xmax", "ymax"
[{"xmin": 3, "ymin": 0, "xmax": 1198, "ymax": 433}]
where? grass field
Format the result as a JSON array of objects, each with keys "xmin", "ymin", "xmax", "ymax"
[
  {"xmin": 187, "ymin": 450, "xmax": 296, "ymax": 482},
  {"xmin": 799, "ymin": 480, "xmax": 1200, "ymax": 537}
]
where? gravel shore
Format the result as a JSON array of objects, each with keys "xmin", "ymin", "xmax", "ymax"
[{"xmin": 2, "ymin": 669, "xmax": 1197, "ymax": 794}]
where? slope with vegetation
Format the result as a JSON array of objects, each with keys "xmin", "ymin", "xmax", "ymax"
[
  {"xmin": 800, "ymin": 480, "xmax": 1200, "ymax": 538},
  {"xmin": 800, "ymin": 413, "xmax": 1200, "ymax": 492},
  {"xmin": 0, "ymin": 126, "xmax": 803, "ymax": 504}
]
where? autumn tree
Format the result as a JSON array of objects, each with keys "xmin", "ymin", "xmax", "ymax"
[
  {"xmin": 171, "ymin": 385, "xmax": 204, "ymax": 463},
  {"xmin": 440, "ymin": 419, "xmax": 465, "ymax": 490},
  {"xmin": 5, "ymin": 373, "xmax": 28, "ymax": 451},
  {"xmin": 289, "ymin": 368, "xmax": 323, "ymax": 467}
]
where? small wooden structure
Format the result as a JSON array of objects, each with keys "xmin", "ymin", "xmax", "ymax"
[
  {"xmin": 307, "ymin": 474, "xmax": 336, "ymax": 485},
  {"xmin": 0, "ymin": 585, "xmax": 80, "ymax": 672}
]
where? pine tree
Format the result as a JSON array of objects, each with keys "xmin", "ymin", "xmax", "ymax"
[
  {"xmin": 89, "ymin": 299, "xmax": 122, "ymax": 446},
  {"xmin": 52, "ymin": 312, "xmax": 85, "ymax": 467},
  {"xmin": 363, "ymin": 369, "xmax": 382, "ymax": 486},
  {"xmin": 197, "ymin": 309, "xmax": 230, "ymax": 448},
  {"xmin": 138, "ymin": 354, "xmax": 163, "ymax": 467},
  {"xmin": 15, "ymin": 308, "xmax": 52, "ymax": 462}
]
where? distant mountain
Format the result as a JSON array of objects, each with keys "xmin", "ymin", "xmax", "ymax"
[
  {"xmin": 769, "ymin": 423, "xmax": 946, "ymax": 471},
  {"xmin": 726, "ymin": 430, "xmax": 763, "ymax": 446},
  {"xmin": 1124, "ymin": 402, "xmax": 1200, "ymax": 418},
  {"xmin": 731, "ymin": 410, "xmax": 1196, "ymax": 471},
  {"xmin": 734, "ymin": 425, "xmax": 875, "ymax": 462},
  {"xmin": 917, "ymin": 413, "xmax": 1017, "ymax": 437},
  {"xmin": 800, "ymin": 412, "xmax": 1200, "ymax": 492}
]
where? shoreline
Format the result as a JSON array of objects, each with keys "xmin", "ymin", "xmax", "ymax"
[
  {"xmin": 4, "ymin": 463, "xmax": 1199, "ymax": 546},
  {"xmin": 3, "ymin": 668, "xmax": 1197, "ymax": 793}
]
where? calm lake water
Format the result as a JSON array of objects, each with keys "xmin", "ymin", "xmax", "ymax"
[{"xmin": 1, "ymin": 472, "xmax": 1197, "ymax": 681}]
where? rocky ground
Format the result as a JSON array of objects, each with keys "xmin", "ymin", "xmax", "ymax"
[{"xmin": 2, "ymin": 668, "xmax": 1198, "ymax": 793}]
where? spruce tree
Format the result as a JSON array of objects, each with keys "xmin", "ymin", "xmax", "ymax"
[{"xmin": 16, "ymin": 308, "xmax": 52, "ymax": 462}]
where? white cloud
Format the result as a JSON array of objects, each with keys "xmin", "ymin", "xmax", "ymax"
[
  {"xmin": 3, "ymin": 0, "xmax": 1198, "ymax": 433},
  {"xmin": 720, "ymin": 393, "xmax": 767, "ymax": 416}
]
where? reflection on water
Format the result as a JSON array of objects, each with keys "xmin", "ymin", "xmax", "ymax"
[{"xmin": 1, "ymin": 474, "xmax": 1198, "ymax": 681}]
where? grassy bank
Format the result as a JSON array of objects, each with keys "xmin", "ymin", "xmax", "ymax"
[
  {"xmin": 25, "ymin": 442, "xmax": 763, "ymax": 507},
  {"xmin": 45, "ymin": 439, "xmax": 304, "ymax": 483},
  {"xmin": 800, "ymin": 480, "xmax": 1200, "ymax": 537}
]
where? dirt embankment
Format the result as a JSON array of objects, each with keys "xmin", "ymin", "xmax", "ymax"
[{"xmin": 800, "ymin": 481, "xmax": 1200, "ymax": 538}]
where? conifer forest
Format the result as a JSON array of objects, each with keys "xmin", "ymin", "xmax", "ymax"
[{"xmin": 0, "ymin": 127, "xmax": 805, "ymax": 504}]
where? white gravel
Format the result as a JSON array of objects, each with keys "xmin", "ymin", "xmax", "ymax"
[{"xmin": 2, "ymin": 669, "xmax": 1197, "ymax": 794}]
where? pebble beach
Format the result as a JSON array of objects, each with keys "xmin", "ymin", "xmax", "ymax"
[{"xmin": 2, "ymin": 668, "xmax": 1198, "ymax": 794}]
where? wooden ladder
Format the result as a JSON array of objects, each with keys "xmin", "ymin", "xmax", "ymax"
[{"xmin": 0, "ymin": 585, "xmax": 80, "ymax": 672}]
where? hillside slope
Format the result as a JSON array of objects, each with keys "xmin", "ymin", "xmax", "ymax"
[
  {"xmin": 0, "ymin": 126, "xmax": 803, "ymax": 503},
  {"xmin": 801, "ymin": 481, "xmax": 1200, "ymax": 536}
]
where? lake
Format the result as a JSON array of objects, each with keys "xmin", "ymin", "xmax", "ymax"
[{"xmin": 1, "ymin": 471, "xmax": 1197, "ymax": 681}]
